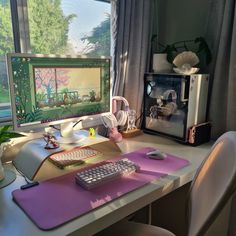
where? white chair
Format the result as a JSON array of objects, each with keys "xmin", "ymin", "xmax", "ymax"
[{"xmin": 99, "ymin": 131, "xmax": 236, "ymax": 236}]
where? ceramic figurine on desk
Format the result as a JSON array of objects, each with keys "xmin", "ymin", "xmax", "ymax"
[
  {"xmin": 127, "ymin": 109, "xmax": 137, "ymax": 131},
  {"xmin": 43, "ymin": 132, "xmax": 59, "ymax": 149},
  {"xmin": 121, "ymin": 109, "xmax": 141, "ymax": 138}
]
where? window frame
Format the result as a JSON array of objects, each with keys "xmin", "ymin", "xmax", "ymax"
[
  {"xmin": 0, "ymin": 0, "xmax": 112, "ymax": 125},
  {"xmin": 14, "ymin": 0, "xmax": 31, "ymax": 53}
]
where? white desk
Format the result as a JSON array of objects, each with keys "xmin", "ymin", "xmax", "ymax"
[{"xmin": 0, "ymin": 133, "xmax": 212, "ymax": 236}]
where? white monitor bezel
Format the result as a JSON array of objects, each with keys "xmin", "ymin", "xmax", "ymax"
[{"xmin": 6, "ymin": 53, "xmax": 112, "ymax": 132}]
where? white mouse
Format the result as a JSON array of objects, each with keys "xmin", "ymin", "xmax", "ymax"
[{"xmin": 146, "ymin": 150, "xmax": 167, "ymax": 160}]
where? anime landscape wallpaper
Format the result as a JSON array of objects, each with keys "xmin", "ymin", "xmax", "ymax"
[{"xmin": 9, "ymin": 56, "xmax": 110, "ymax": 128}]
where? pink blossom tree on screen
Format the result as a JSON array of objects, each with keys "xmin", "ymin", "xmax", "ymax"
[{"xmin": 35, "ymin": 68, "xmax": 70, "ymax": 99}]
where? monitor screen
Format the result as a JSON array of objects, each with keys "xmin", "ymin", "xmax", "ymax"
[{"xmin": 6, "ymin": 53, "xmax": 111, "ymax": 138}]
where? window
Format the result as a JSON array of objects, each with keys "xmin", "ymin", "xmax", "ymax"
[
  {"xmin": 0, "ymin": 0, "xmax": 14, "ymax": 122},
  {"xmin": 0, "ymin": 0, "xmax": 111, "ymax": 123},
  {"xmin": 27, "ymin": 0, "xmax": 111, "ymax": 56}
]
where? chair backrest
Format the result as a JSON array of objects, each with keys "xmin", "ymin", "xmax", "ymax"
[{"xmin": 187, "ymin": 131, "xmax": 236, "ymax": 236}]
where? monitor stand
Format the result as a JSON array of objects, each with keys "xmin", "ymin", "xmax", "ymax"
[
  {"xmin": 13, "ymin": 130, "xmax": 109, "ymax": 180},
  {"xmin": 56, "ymin": 122, "xmax": 86, "ymax": 144}
]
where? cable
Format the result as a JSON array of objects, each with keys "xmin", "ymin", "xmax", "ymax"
[
  {"xmin": 73, "ymin": 119, "xmax": 82, "ymax": 128},
  {"xmin": 135, "ymin": 110, "xmax": 144, "ymax": 128},
  {"xmin": 49, "ymin": 120, "xmax": 82, "ymax": 130},
  {"xmin": 13, "ymin": 163, "xmax": 32, "ymax": 184},
  {"xmin": 14, "ymin": 164, "xmax": 39, "ymax": 189},
  {"xmin": 49, "ymin": 125, "xmax": 61, "ymax": 131}
]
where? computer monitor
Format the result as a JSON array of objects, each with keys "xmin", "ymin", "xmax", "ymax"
[{"xmin": 6, "ymin": 53, "xmax": 111, "ymax": 142}]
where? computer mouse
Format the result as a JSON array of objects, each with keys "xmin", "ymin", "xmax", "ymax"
[{"xmin": 146, "ymin": 150, "xmax": 167, "ymax": 160}]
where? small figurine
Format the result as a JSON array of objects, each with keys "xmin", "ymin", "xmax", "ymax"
[
  {"xmin": 127, "ymin": 109, "xmax": 137, "ymax": 131},
  {"xmin": 89, "ymin": 128, "xmax": 96, "ymax": 137},
  {"xmin": 43, "ymin": 132, "xmax": 60, "ymax": 149}
]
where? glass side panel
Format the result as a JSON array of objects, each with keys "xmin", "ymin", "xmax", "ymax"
[{"xmin": 143, "ymin": 74, "xmax": 189, "ymax": 140}]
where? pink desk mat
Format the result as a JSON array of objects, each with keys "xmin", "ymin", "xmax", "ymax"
[{"xmin": 12, "ymin": 147, "xmax": 190, "ymax": 230}]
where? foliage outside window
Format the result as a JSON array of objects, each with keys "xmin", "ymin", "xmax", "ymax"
[
  {"xmin": 81, "ymin": 15, "xmax": 111, "ymax": 56},
  {"xmin": 0, "ymin": 0, "xmax": 14, "ymax": 122},
  {"xmin": 0, "ymin": 0, "xmax": 111, "ymax": 123},
  {"xmin": 27, "ymin": 0, "xmax": 76, "ymax": 54},
  {"xmin": 27, "ymin": 0, "xmax": 111, "ymax": 56}
]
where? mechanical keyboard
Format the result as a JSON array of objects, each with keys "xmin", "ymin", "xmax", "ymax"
[
  {"xmin": 49, "ymin": 147, "xmax": 102, "ymax": 169},
  {"xmin": 75, "ymin": 158, "xmax": 140, "ymax": 190}
]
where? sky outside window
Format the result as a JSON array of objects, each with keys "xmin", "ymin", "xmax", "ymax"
[{"xmin": 61, "ymin": 0, "xmax": 111, "ymax": 54}]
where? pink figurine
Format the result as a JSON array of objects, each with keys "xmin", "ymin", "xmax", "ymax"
[{"xmin": 43, "ymin": 132, "xmax": 60, "ymax": 149}]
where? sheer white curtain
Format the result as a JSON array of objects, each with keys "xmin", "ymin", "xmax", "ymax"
[
  {"xmin": 111, "ymin": 0, "xmax": 158, "ymax": 125},
  {"xmin": 206, "ymin": 0, "xmax": 236, "ymax": 139}
]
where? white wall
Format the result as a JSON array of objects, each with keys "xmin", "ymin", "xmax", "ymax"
[{"xmin": 157, "ymin": 0, "xmax": 211, "ymax": 45}]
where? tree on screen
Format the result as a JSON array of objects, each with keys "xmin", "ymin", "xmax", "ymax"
[
  {"xmin": 35, "ymin": 68, "xmax": 69, "ymax": 103},
  {"xmin": 35, "ymin": 68, "xmax": 57, "ymax": 96}
]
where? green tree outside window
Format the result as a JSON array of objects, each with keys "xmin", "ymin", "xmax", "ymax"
[
  {"xmin": 82, "ymin": 15, "xmax": 110, "ymax": 57},
  {"xmin": 28, "ymin": 0, "xmax": 76, "ymax": 54}
]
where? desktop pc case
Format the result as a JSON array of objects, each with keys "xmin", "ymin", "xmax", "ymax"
[{"xmin": 142, "ymin": 73, "xmax": 209, "ymax": 143}]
